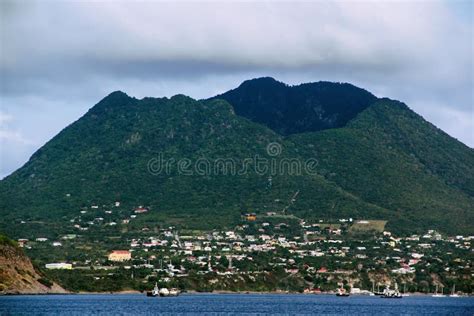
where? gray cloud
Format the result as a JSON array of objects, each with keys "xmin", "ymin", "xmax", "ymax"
[{"xmin": 0, "ymin": 0, "xmax": 472, "ymax": 178}]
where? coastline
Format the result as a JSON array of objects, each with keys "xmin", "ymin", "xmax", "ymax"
[{"xmin": 3, "ymin": 290, "xmax": 469, "ymax": 297}]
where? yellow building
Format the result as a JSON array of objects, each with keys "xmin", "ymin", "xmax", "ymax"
[
  {"xmin": 108, "ymin": 250, "xmax": 131, "ymax": 262},
  {"xmin": 245, "ymin": 213, "xmax": 257, "ymax": 221}
]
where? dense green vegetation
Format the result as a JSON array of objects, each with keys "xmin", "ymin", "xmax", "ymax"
[
  {"xmin": 33, "ymin": 225, "xmax": 474, "ymax": 294},
  {"xmin": 213, "ymin": 77, "xmax": 377, "ymax": 135},
  {"xmin": 290, "ymin": 99, "xmax": 474, "ymax": 234},
  {"xmin": 0, "ymin": 78, "xmax": 473, "ymax": 237},
  {"xmin": 0, "ymin": 234, "xmax": 17, "ymax": 247}
]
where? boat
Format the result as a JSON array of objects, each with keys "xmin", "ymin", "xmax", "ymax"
[
  {"xmin": 449, "ymin": 285, "xmax": 459, "ymax": 297},
  {"xmin": 159, "ymin": 287, "xmax": 170, "ymax": 297},
  {"xmin": 336, "ymin": 287, "xmax": 350, "ymax": 297},
  {"xmin": 381, "ymin": 283, "xmax": 402, "ymax": 298},
  {"xmin": 432, "ymin": 284, "xmax": 446, "ymax": 297},
  {"xmin": 373, "ymin": 284, "xmax": 384, "ymax": 296},
  {"xmin": 146, "ymin": 282, "xmax": 159, "ymax": 297},
  {"xmin": 402, "ymin": 283, "xmax": 410, "ymax": 297},
  {"xmin": 371, "ymin": 281, "xmax": 378, "ymax": 296},
  {"xmin": 169, "ymin": 288, "xmax": 180, "ymax": 296}
]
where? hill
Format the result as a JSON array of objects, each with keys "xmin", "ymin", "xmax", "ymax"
[
  {"xmin": 289, "ymin": 98, "xmax": 474, "ymax": 233},
  {"xmin": 0, "ymin": 93, "xmax": 390, "ymax": 235},
  {"xmin": 212, "ymin": 77, "xmax": 377, "ymax": 135},
  {"xmin": 0, "ymin": 234, "xmax": 66, "ymax": 294},
  {"xmin": 0, "ymin": 78, "xmax": 473, "ymax": 236}
]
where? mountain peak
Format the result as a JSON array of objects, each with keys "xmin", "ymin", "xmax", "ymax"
[
  {"xmin": 212, "ymin": 78, "xmax": 377, "ymax": 135},
  {"xmin": 88, "ymin": 90, "xmax": 135, "ymax": 115},
  {"xmin": 107, "ymin": 90, "xmax": 129, "ymax": 97},
  {"xmin": 1, "ymin": 79, "xmax": 473, "ymax": 237},
  {"xmin": 170, "ymin": 94, "xmax": 195, "ymax": 102},
  {"xmin": 238, "ymin": 77, "xmax": 287, "ymax": 88},
  {"xmin": 101, "ymin": 90, "xmax": 132, "ymax": 103}
]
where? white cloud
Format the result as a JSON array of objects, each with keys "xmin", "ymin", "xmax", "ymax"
[
  {"xmin": 0, "ymin": 111, "xmax": 34, "ymax": 145},
  {"xmin": 2, "ymin": 2, "xmax": 470, "ymax": 68},
  {"xmin": 414, "ymin": 101, "xmax": 474, "ymax": 148},
  {"xmin": 0, "ymin": 112, "xmax": 13, "ymax": 126},
  {"xmin": 0, "ymin": 130, "xmax": 32, "ymax": 145},
  {"xmin": 0, "ymin": 111, "xmax": 36, "ymax": 178}
]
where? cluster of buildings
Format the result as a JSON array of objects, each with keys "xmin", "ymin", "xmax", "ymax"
[
  {"xmin": 16, "ymin": 203, "xmax": 473, "ymax": 293},
  {"xmin": 85, "ymin": 222, "xmax": 472, "ymax": 286}
]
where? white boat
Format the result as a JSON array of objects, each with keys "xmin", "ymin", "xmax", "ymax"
[
  {"xmin": 159, "ymin": 287, "xmax": 170, "ymax": 297},
  {"xmin": 402, "ymin": 283, "xmax": 410, "ymax": 296},
  {"xmin": 432, "ymin": 284, "xmax": 446, "ymax": 297},
  {"xmin": 146, "ymin": 282, "xmax": 159, "ymax": 297},
  {"xmin": 449, "ymin": 285, "xmax": 459, "ymax": 297},
  {"xmin": 335, "ymin": 287, "xmax": 350, "ymax": 297},
  {"xmin": 169, "ymin": 288, "xmax": 180, "ymax": 296},
  {"xmin": 381, "ymin": 283, "xmax": 402, "ymax": 298}
]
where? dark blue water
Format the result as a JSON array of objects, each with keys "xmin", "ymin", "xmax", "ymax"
[{"xmin": 0, "ymin": 294, "xmax": 473, "ymax": 315}]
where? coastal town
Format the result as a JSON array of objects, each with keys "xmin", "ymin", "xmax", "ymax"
[{"xmin": 16, "ymin": 203, "xmax": 473, "ymax": 295}]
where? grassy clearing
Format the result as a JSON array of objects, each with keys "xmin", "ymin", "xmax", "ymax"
[{"xmin": 349, "ymin": 220, "xmax": 387, "ymax": 233}]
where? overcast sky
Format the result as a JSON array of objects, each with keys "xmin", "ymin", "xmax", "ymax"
[{"xmin": 0, "ymin": 0, "xmax": 473, "ymax": 179}]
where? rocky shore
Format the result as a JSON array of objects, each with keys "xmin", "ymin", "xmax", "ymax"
[{"xmin": 0, "ymin": 239, "xmax": 67, "ymax": 295}]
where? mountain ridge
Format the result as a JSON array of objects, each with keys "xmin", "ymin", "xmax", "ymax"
[
  {"xmin": 211, "ymin": 77, "xmax": 377, "ymax": 135},
  {"xmin": 0, "ymin": 78, "xmax": 473, "ymax": 236}
]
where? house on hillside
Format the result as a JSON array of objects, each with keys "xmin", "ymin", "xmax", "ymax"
[
  {"xmin": 17, "ymin": 239, "xmax": 28, "ymax": 247},
  {"xmin": 108, "ymin": 250, "xmax": 132, "ymax": 262},
  {"xmin": 243, "ymin": 213, "xmax": 257, "ymax": 221},
  {"xmin": 134, "ymin": 207, "xmax": 149, "ymax": 214}
]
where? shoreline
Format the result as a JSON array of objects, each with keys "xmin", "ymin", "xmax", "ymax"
[{"xmin": 2, "ymin": 290, "xmax": 470, "ymax": 297}]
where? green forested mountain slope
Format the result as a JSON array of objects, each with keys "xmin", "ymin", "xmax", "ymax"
[
  {"xmin": 347, "ymin": 99, "xmax": 474, "ymax": 196},
  {"xmin": 212, "ymin": 77, "xmax": 377, "ymax": 135},
  {"xmin": 0, "ymin": 80, "xmax": 473, "ymax": 236},
  {"xmin": 0, "ymin": 92, "xmax": 387, "ymax": 234},
  {"xmin": 289, "ymin": 99, "xmax": 474, "ymax": 234}
]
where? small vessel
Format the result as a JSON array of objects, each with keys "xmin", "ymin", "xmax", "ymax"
[
  {"xmin": 169, "ymin": 288, "xmax": 180, "ymax": 296},
  {"xmin": 381, "ymin": 283, "xmax": 402, "ymax": 298},
  {"xmin": 336, "ymin": 287, "xmax": 350, "ymax": 297},
  {"xmin": 432, "ymin": 284, "xmax": 446, "ymax": 297},
  {"xmin": 402, "ymin": 283, "xmax": 410, "ymax": 297},
  {"xmin": 450, "ymin": 285, "xmax": 459, "ymax": 298},
  {"xmin": 146, "ymin": 282, "xmax": 159, "ymax": 297},
  {"xmin": 373, "ymin": 284, "xmax": 383, "ymax": 296},
  {"xmin": 159, "ymin": 287, "xmax": 170, "ymax": 297}
]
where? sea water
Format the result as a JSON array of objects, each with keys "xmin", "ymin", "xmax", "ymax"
[{"xmin": 0, "ymin": 293, "xmax": 473, "ymax": 315}]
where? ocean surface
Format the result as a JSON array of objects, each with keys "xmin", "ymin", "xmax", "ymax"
[{"xmin": 0, "ymin": 293, "xmax": 473, "ymax": 315}]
